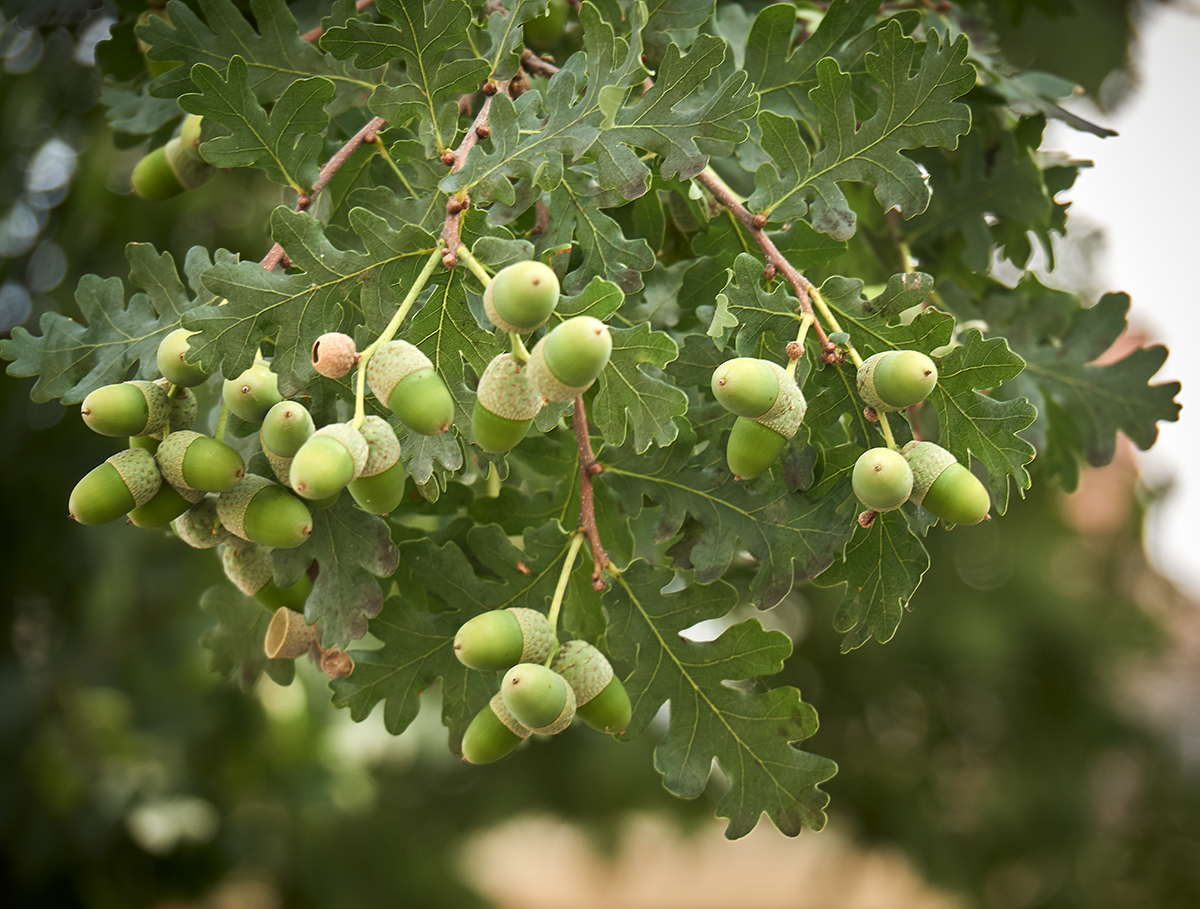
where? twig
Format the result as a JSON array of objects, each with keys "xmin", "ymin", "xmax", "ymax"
[
  {"xmin": 260, "ymin": 115, "xmax": 387, "ymax": 270},
  {"xmin": 520, "ymin": 49, "xmax": 561, "ymax": 77},
  {"xmin": 300, "ymin": 0, "xmax": 376, "ymax": 43},
  {"xmin": 693, "ymin": 168, "xmax": 837, "ymax": 362},
  {"xmin": 440, "ymin": 79, "xmax": 511, "ymax": 262},
  {"xmin": 572, "ymin": 396, "xmax": 610, "ymax": 590}
]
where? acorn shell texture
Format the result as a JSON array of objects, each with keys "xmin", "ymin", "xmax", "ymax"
[
  {"xmin": 477, "ymin": 353, "xmax": 543, "ymax": 421},
  {"xmin": 365, "ymin": 340, "xmax": 433, "ymax": 408}
]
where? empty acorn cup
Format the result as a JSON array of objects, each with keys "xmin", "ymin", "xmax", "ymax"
[{"xmin": 264, "ymin": 607, "xmax": 318, "ymax": 659}]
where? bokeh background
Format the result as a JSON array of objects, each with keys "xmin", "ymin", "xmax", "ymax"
[{"xmin": 1, "ymin": 1, "xmax": 1198, "ymax": 907}]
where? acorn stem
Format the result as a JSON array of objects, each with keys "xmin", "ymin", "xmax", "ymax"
[
  {"xmin": 786, "ymin": 313, "xmax": 814, "ymax": 378},
  {"xmin": 455, "ymin": 244, "xmax": 493, "ymax": 286},
  {"xmin": 878, "ymin": 410, "xmax": 897, "ymax": 450},
  {"xmin": 545, "ymin": 530, "xmax": 586, "ymax": 667},
  {"xmin": 214, "ymin": 400, "xmax": 230, "ymax": 444},
  {"xmin": 509, "ymin": 331, "xmax": 531, "ymax": 364},
  {"xmin": 487, "ymin": 462, "xmax": 501, "ymax": 498},
  {"xmin": 353, "ymin": 245, "xmax": 444, "ymax": 428}
]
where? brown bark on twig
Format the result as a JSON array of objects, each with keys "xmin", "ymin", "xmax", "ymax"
[{"xmin": 572, "ymin": 396, "xmax": 610, "ymax": 590}]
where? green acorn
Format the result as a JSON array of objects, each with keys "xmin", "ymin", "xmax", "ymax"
[
  {"xmin": 852, "ymin": 447, "xmax": 913, "ymax": 513},
  {"xmin": 525, "ymin": 316, "xmax": 611, "ymax": 401},
  {"xmin": 156, "ymin": 328, "xmax": 210, "ymax": 387},
  {"xmin": 366, "ymin": 340, "xmax": 454, "ymax": 435},
  {"xmin": 129, "ymin": 435, "xmax": 160, "ymax": 455},
  {"xmin": 346, "ymin": 416, "xmax": 404, "ymax": 514},
  {"xmin": 217, "ymin": 475, "xmax": 313, "ymax": 549},
  {"xmin": 222, "ymin": 362, "xmax": 283, "ymax": 424},
  {"xmin": 81, "ymin": 380, "xmax": 169, "ymax": 438},
  {"xmin": 174, "ymin": 496, "xmax": 240, "ymax": 550},
  {"xmin": 501, "ymin": 662, "xmax": 576, "ymax": 734},
  {"xmin": 69, "ymin": 448, "xmax": 162, "ymax": 526},
  {"xmin": 453, "ymin": 607, "xmax": 555, "ymax": 671},
  {"xmin": 857, "ymin": 350, "xmax": 938, "ymax": 412},
  {"xmin": 551, "ymin": 640, "xmax": 632, "ymax": 735},
  {"xmin": 462, "ymin": 693, "xmax": 532, "ymax": 764},
  {"xmin": 260, "ymin": 400, "xmax": 316, "ymax": 485},
  {"xmin": 128, "ymin": 477, "xmax": 203, "ymax": 528},
  {"xmin": 725, "ymin": 417, "xmax": 787, "ymax": 481},
  {"xmin": 472, "ymin": 353, "xmax": 543, "ymax": 453},
  {"xmin": 482, "ymin": 261, "xmax": 560, "ymax": 333},
  {"xmin": 289, "ymin": 423, "xmax": 369, "ymax": 501},
  {"xmin": 130, "ymin": 137, "xmax": 213, "ymax": 201},
  {"xmin": 178, "ymin": 114, "xmax": 204, "ymax": 161},
  {"xmin": 711, "ymin": 357, "xmax": 781, "ymax": 418},
  {"xmin": 155, "ymin": 430, "xmax": 245, "ymax": 494},
  {"xmin": 717, "ymin": 361, "xmax": 806, "ymax": 480},
  {"xmin": 311, "ymin": 332, "xmax": 358, "ymax": 379},
  {"xmin": 901, "ymin": 441, "xmax": 991, "ymax": 526}
]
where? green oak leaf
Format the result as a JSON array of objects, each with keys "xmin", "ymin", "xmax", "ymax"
[
  {"xmin": 593, "ymin": 323, "xmax": 688, "ymax": 452},
  {"xmin": 641, "ymin": 0, "xmax": 716, "ymax": 65},
  {"xmin": 811, "ymin": 509, "xmax": 931, "ymax": 652},
  {"xmin": 601, "ymin": 426, "xmax": 854, "ymax": 609},
  {"xmin": 138, "ymin": 0, "xmax": 378, "ymax": 116},
  {"xmin": 180, "ymin": 56, "xmax": 334, "ymax": 191},
  {"xmin": 198, "ymin": 584, "xmax": 295, "ymax": 691},
  {"xmin": 101, "ymin": 85, "xmax": 182, "ymax": 136},
  {"xmin": 2, "ymin": 243, "xmax": 212, "ymax": 404},
  {"xmin": 606, "ymin": 562, "xmax": 836, "ymax": 838},
  {"xmin": 483, "ymin": 0, "xmax": 546, "ymax": 80},
  {"xmin": 749, "ymin": 22, "xmax": 974, "ymax": 239},
  {"xmin": 708, "ymin": 252, "xmax": 804, "ymax": 358},
  {"xmin": 271, "ymin": 496, "xmax": 400, "ymax": 648}
]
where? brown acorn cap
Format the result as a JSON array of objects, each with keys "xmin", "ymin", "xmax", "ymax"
[
  {"xmin": 525, "ymin": 679, "xmax": 576, "ymax": 735},
  {"xmin": 215, "ymin": 474, "xmax": 273, "ymax": 541},
  {"xmin": 489, "ymin": 691, "xmax": 534, "ymax": 739},
  {"xmin": 524, "ymin": 338, "xmax": 591, "ymax": 402},
  {"xmin": 357, "ymin": 415, "xmax": 401, "ymax": 477},
  {"xmin": 477, "ymin": 353, "xmax": 543, "ymax": 421},
  {"xmin": 312, "ymin": 332, "xmax": 359, "ymax": 379},
  {"xmin": 509, "ymin": 607, "xmax": 555, "ymax": 664},
  {"xmin": 221, "ymin": 542, "xmax": 273, "ymax": 597},
  {"xmin": 311, "ymin": 423, "xmax": 370, "ymax": 479},
  {"xmin": 900, "ymin": 440, "xmax": 958, "ymax": 507},
  {"xmin": 754, "ymin": 362, "xmax": 806, "ymax": 440},
  {"xmin": 107, "ymin": 447, "xmax": 162, "ymax": 508},
  {"xmin": 366, "ymin": 340, "xmax": 433, "ymax": 409},
  {"xmin": 264, "ymin": 607, "xmax": 318, "ymax": 659},
  {"xmin": 550, "ymin": 640, "xmax": 614, "ymax": 707}
]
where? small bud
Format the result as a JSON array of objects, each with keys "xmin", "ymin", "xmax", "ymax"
[
  {"xmin": 475, "ymin": 124, "xmax": 491, "ymax": 139},
  {"xmin": 482, "ymin": 81, "xmax": 498, "ymax": 96},
  {"xmin": 763, "ymin": 264, "xmax": 777, "ymax": 282},
  {"xmin": 447, "ymin": 197, "xmax": 464, "ymax": 215},
  {"xmin": 440, "ymin": 150, "xmax": 456, "ymax": 166},
  {"xmin": 752, "ymin": 214, "xmax": 767, "ymax": 229}
]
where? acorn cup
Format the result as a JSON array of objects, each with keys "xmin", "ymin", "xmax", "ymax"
[
  {"xmin": 462, "ymin": 693, "xmax": 533, "ymax": 765},
  {"xmin": 223, "ymin": 543, "xmax": 313, "ymax": 608},
  {"xmin": 69, "ymin": 448, "xmax": 162, "ymax": 526},
  {"xmin": 289, "ymin": 423, "xmax": 369, "ymax": 501},
  {"xmin": 453, "ymin": 607, "xmax": 555, "ymax": 671},
  {"xmin": 857, "ymin": 350, "xmax": 938, "ymax": 412},
  {"xmin": 156, "ymin": 328, "xmax": 211, "ymax": 387},
  {"xmin": 482, "ymin": 260, "xmax": 560, "ymax": 333},
  {"xmin": 222, "ymin": 362, "xmax": 283, "ymax": 424},
  {"xmin": 500, "ymin": 662, "xmax": 577, "ymax": 734},
  {"xmin": 264, "ymin": 607, "xmax": 319, "ymax": 659},
  {"xmin": 81, "ymin": 380, "xmax": 170, "ymax": 438},
  {"xmin": 551, "ymin": 640, "xmax": 632, "ymax": 735},
  {"xmin": 347, "ymin": 416, "xmax": 405, "ymax": 515},
  {"xmin": 312, "ymin": 332, "xmax": 359, "ymax": 378},
  {"xmin": 155, "ymin": 430, "xmax": 245, "ymax": 494},
  {"xmin": 130, "ymin": 137, "xmax": 213, "ymax": 201},
  {"xmin": 712, "ymin": 358, "xmax": 807, "ymax": 480},
  {"xmin": 366, "ymin": 340, "xmax": 454, "ymax": 435},
  {"xmin": 173, "ymin": 496, "xmax": 241, "ymax": 549},
  {"xmin": 525, "ymin": 316, "xmax": 612, "ymax": 402},
  {"xmin": 217, "ymin": 474, "xmax": 313, "ymax": 549},
  {"xmin": 472, "ymin": 353, "xmax": 543, "ymax": 453},
  {"xmin": 900, "ymin": 441, "xmax": 991, "ymax": 526},
  {"xmin": 150, "ymin": 381, "xmax": 198, "ymax": 438}
]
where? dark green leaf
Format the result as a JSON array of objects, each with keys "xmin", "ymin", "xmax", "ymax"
[{"xmin": 593, "ymin": 323, "xmax": 688, "ymax": 452}]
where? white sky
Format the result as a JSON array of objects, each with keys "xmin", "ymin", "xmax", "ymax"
[{"xmin": 1043, "ymin": 2, "xmax": 1200, "ymax": 597}]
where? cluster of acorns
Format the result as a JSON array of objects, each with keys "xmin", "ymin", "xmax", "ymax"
[
  {"xmin": 710, "ymin": 348, "xmax": 990, "ymax": 525},
  {"xmin": 452, "ymin": 607, "xmax": 632, "ymax": 764}
]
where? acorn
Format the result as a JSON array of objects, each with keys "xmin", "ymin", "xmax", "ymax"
[
  {"xmin": 220, "ymin": 543, "xmax": 313, "ymax": 609},
  {"xmin": 472, "ymin": 353, "xmax": 543, "ymax": 453},
  {"xmin": 525, "ymin": 316, "xmax": 612, "ymax": 402},
  {"xmin": 453, "ymin": 607, "xmax": 554, "ymax": 671},
  {"xmin": 725, "ymin": 417, "xmax": 786, "ymax": 481},
  {"xmin": 462, "ymin": 693, "xmax": 533, "ymax": 764},
  {"xmin": 346, "ymin": 416, "xmax": 404, "ymax": 514},
  {"xmin": 312, "ymin": 332, "xmax": 359, "ymax": 379},
  {"xmin": 501, "ymin": 662, "xmax": 576, "ymax": 734},
  {"xmin": 130, "ymin": 137, "xmax": 213, "ymax": 201},
  {"xmin": 129, "ymin": 435, "xmax": 160, "ymax": 454},
  {"xmin": 178, "ymin": 114, "xmax": 204, "ymax": 161},
  {"xmin": 155, "ymin": 430, "xmax": 245, "ymax": 494},
  {"xmin": 289, "ymin": 423, "xmax": 369, "ymax": 501},
  {"xmin": 482, "ymin": 260, "xmax": 560, "ymax": 333},
  {"xmin": 260, "ymin": 400, "xmax": 316, "ymax": 485},
  {"xmin": 217, "ymin": 475, "xmax": 313, "ymax": 549},
  {"xmin": 156, "ymin": 328, "xmax": 210, "ymax": 387},
  {"xmin": 901, "ymin": 441, "xmax": 991, "ymax": 526},
  {"xmin": 550, "ymin": 640, "xmax": 632, "ymax": 735},
  {"xmin": 174, "ymin": 496, "xmax": 241, "ymax": 549},
  {"xmin": 857, "ymin": 350, "xmax": 938, "ymax": 412},
  {"xmin": 69, "ymin": 448, "xmax": 162, "ymax": 525},
  {"xmin": 715, "ymin": 360, "xmax": 806, "ymax": 480},
  {"xmin": 852, "ymin": 447, "xmax": 913, "ymax": 513},
  {"xmin": 711, "ymin": 357, "xmax": 781, "ymax": 418},
  {"xmin": 128, "ymin": 477, "xmax": 203, "ymax": 528},
  {"xmin": 222, "ymin": 362, "xmax": 283, "ymax": 424},
  {"xmin": 366, "ymin": 340, "xmax": 454, "ymax": 435},
  {"xmin": 81, "ymin": 380, "xmax": 169, "ymax": 438}
]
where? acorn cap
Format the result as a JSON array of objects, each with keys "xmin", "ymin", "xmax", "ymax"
[
  {"xmin": 489, "ymin": 692, "xmax": 533, "ymax": 739},
  {"xmin": 173, "ymin": 496, "xmax": 238, "ymax": 549},
  {"xmin": 221, "ymin": 542, "xmax": 273, "ymax": 597},
  {"xmin": 356, "ymin": 415, "xmax": 401, "ymax": 477},
  {"xmin": 155, "ymin": 430, "xmax": 245, "ymax": 494},
  {"xmin": 108, "ymin": 447, "xmax": 162, "ymax": 508},
  {"xmin": 550, "ymin": 640, "xmax": 614, "ymax": 707},
  {"xmin": 264, "ymin": 448, "xmax": 294, "ymax": 486},
  {"xmin": 264, "ymin": 607, "xmax": 318, "ymax": 659},
  {"xmin": 312, "ymin": 423, "xmax": 369, "ymax": 478},
  {"xmin": 163, "ymin": 136, "xmax": 213, "ymax": 191},
  {"xmin": 149, "ymin": 381, "xmax": 198, "ymax": 437},
  {"xmin": 216, "ymin": 474, "xmax": 273, "ymax": 541},
  {"xmin": 900, "ymin": 440, "xmax": 958, "ymax": 508},
  {"xmin": 477, "ymin": 353, "xmax": 543, "ymax": 421},
  {"xmin": 753, "ymin": 362, "xmax": 806, "ymax": 440},
  {"xmin": 366, "ymin": 340, "xmax": 433, "ymax": 408},
  {"xmin": 524, "ymin": 338, "xmax": 589, "ymax": 402},
  {"xmin": 68, "ymin": 448, "xmax": 162, "ymax": 524},
  {"xmin": 312, "ymin": 332, "xmax": 359, "ymax": 379}
]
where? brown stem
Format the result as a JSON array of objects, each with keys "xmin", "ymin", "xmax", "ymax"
[
  {"xmin": 260, "ymin": 115, "xmax": 387, "ymax": 270},
  {"xmin": 692, "ymin": 169, "xmax": 837, "ymax": 362},
  {"xmin": 301, "ymin": 0, "xmax": 376, "ymax": 43},
  {"xmin": 440, "ymin": 87, "xmax": 499, "ymax": 258},
  {"xmin": 572, "ymin": 396, "xmax": 609, "ymax": 591},
  {"xmin": 519, "ymin": 49, "xmax": 562, "ymax": 77}
]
